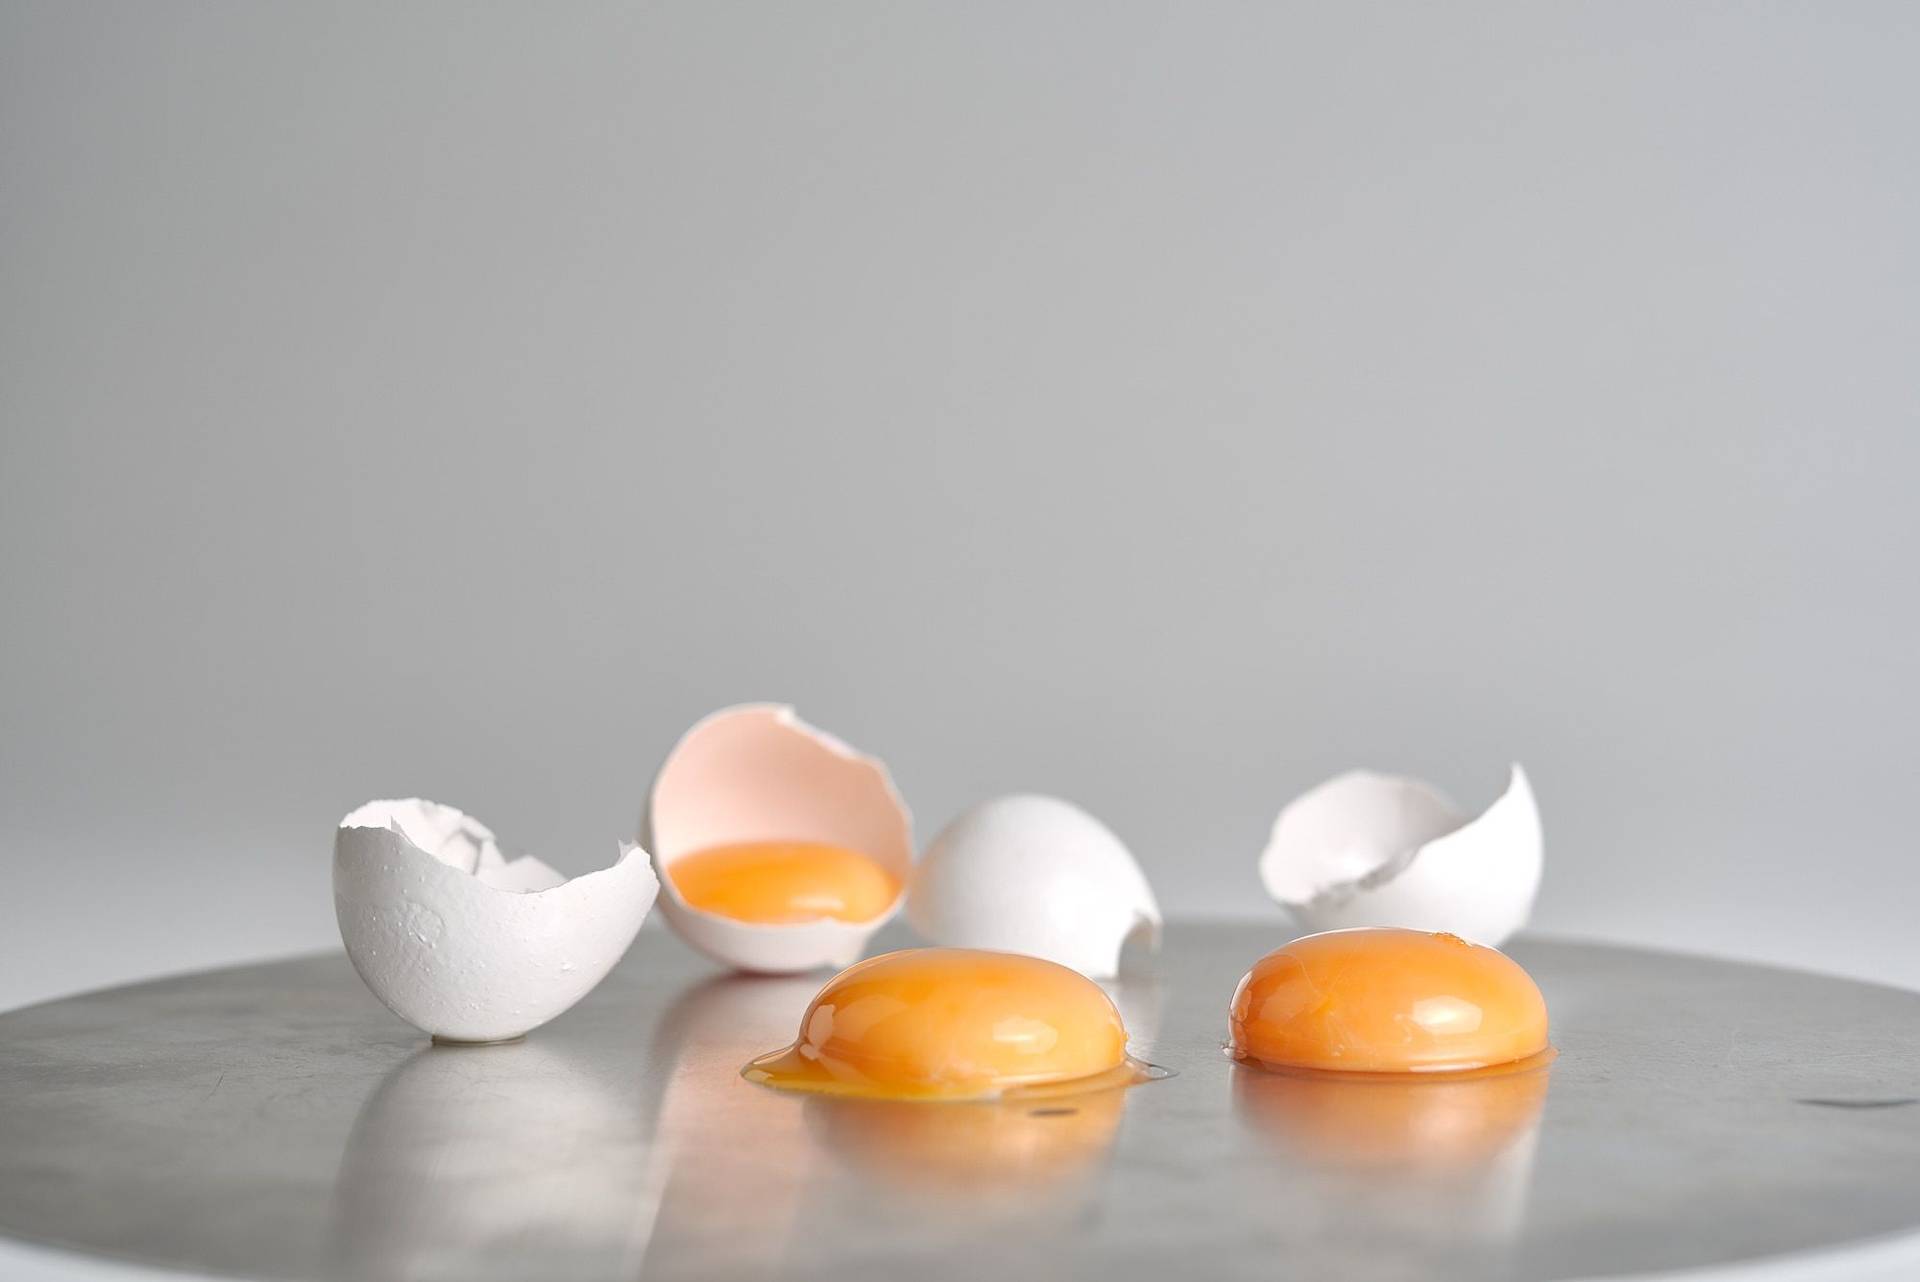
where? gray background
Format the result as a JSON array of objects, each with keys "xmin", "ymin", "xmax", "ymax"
[{"xmin": 4, "ymin": 0, "xmax": 1919, "ymax": 1017}]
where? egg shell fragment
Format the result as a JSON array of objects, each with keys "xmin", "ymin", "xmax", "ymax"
[
  {"xmin": 334, "ymin": 798, "xmax": 659, "ymax": 1042},
  {"xmin": 1258, "ymin": 765, "xmax": 1540, "ymax": 946},
  {"xmin": 643, "ymin": 705, "xmax": 912, "ymax": 974},
  {"xmin": 908, "ymin": 794, "xmax": 1161, "ymax": 980}
]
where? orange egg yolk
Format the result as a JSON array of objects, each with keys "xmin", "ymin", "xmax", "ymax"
[
  {"xmin": 1229, "ymin": 928, "xmax": 1550, "ymax": 1074},
  {"xmin": 666, "ymin": 840, "xmax": 899, "ymax": 924},
  {"xmin": 745, "ymin": 949, "xmax": 1140, "ymax": 1100}
]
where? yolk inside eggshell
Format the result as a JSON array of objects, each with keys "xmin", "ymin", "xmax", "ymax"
[{"xmin": 667, "ymin": 840, "xmax": 900, "ymax": 924}]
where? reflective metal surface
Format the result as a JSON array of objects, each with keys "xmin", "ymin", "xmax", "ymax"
[{"xmin": 1, "ymin": 924, "xmax": 1917, "ymax": 1281}]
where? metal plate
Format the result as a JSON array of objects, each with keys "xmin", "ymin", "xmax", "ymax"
[{"xmin": 1, "ymin": 923, "xmax": 1917, "ymax": 1282}]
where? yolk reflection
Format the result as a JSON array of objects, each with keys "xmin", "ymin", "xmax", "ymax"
[
  {"xmin": 1229, "ymin": 928, "xmax": 1550, "ymax": 1074},
  {"xmin": 1234, "ymin": 1058, "xmax": 1551, "ymax": 1171},
  {"xmin": 808, "ymin": 1089, "xmax": 1126, "ymax": 1194},
  {"xmin": 745, "ymin": 949, "xmax": 1151, "ymax": 1101},
  {"xmin": 666, "ymin": 840, "xmax": 899, "ymax": 924}
]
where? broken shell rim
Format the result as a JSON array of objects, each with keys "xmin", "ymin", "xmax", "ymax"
[
  {"xmin": 336, "ymin": 798, "xmax": 653, "ymax": 899},
  {"xmin": 1258, "ymin": 764, "xmax": 1532, "ymax": 911},
  {"xmin": 641, "ymin": 703, "xmax": 914, "ymax": 934},
  {"xmin": 643, "ymin": 703, "xmax": 914, "ymax": 869}
]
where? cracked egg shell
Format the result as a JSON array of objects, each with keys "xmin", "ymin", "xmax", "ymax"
[
  {"xmin": 908, "ymin": 794, "xmax": 1161, "ymax": 979},
  {"xmin": 1258, "ymin": 765, "xmax": 1540, "ymax": 946},
  {"xmin": 334, "ymin": 798, "xmax": 659, "ymax": 1043},
  {"xmin": 642, "ymin": 705, "xmax": 912, "ymax": 974}
]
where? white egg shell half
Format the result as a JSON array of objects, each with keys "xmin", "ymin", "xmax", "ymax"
[
  {"xmin": 1258, "ymin": 764, "xmax": 1541, "ymax": 946},
  {"xmin": 334, "ymin": 798, "xmax": 660, "ymax": 1042},
  {"xmin": 642, "ymin": 705, "xmax": 912, "ymax": 974},
  {"xmin": 908, "ymin": 794, "xmax": 1162, "ymax": 979}
]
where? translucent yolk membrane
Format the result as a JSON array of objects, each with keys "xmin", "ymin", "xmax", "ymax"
[
  {"xmin": 746, "ymin": 949, "xmax": 1161, "ymax": 1101},
  {"xmin": 667, "ymin": 840, "xmax": 899, "ymax": 924},
  {"xmin": 1229, "ymin": 928, "xmax": 1551, "ymax": 1075}
]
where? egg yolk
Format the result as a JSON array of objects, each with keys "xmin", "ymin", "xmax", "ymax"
[
  {"xmin": 666, "ymin": 840, "xmax": 899, "ymax": 924},
  {"xmin": 745, "ymin": 949, "xmax": 1144, "ymax": 1100},
  {"xmin": 1229, "ymin": 928, "xmax": 1550, "ymax": 1074}
]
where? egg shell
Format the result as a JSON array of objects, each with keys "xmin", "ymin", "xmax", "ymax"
[
  {"xmin": 1258, "ymin": 765, "xmax": 1540, "ymax": 946},
  {"xmin": 907, "ymin": 794, "xmax": 1161, "ymax": 979},
  {"xmin": 642, "ymin": 705, "xmax": 912, "ymax": 974},
  {"xmin": 334, "ymin": 798, "xmax": 659, "ymax": 1042}
]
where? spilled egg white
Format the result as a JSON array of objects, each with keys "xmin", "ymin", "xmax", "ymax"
[
  {"xmin": 908, "ymin": 794, "xmax": 1161, "ymax": 980},
  {"xmin": 1258, "ymin": 765, "xmax": 1541, "ymax": 946},
  {"xmin": 334, "ymin": 798, "xmax": 659, "ymax": 1042},
  {"xmin": 642, "ymin": 704, "xmax": 912, "ymax": 974}
]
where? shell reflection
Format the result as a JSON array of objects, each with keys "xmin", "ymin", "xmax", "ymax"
[
  {"xmin": 638, "ymin": 974, "xmax": 823, "ymax": 1276},
  {"xmin": 331, "ymin": 1039, "xmax": 651, "ymax": 1281}
]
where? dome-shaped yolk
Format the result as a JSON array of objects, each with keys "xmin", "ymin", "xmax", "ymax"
[
  {"xmin": 1229, "ymin": 929, "xmax": 1549, "ymax": 1074},
  {"xmin": 746, "ymin": 949, "xmax": 1134, "ymax": 1100}
]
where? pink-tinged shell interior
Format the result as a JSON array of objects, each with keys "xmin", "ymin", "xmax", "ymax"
[{"xmin": 648, "ymin": 705, "xmax": 913, "ymax": 883}]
